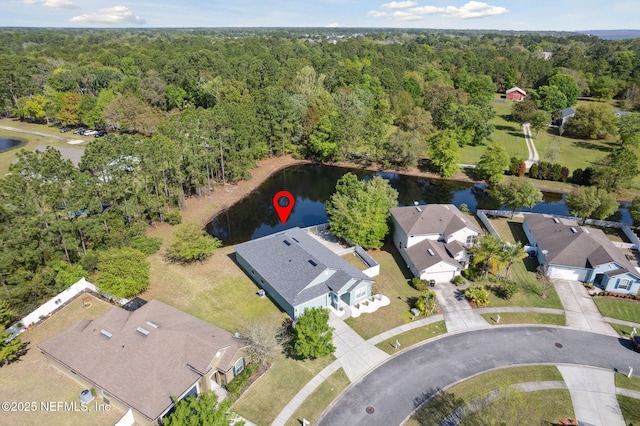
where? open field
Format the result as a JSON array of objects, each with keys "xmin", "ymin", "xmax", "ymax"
[
  {"xmin": 375, "ymin": 321, "xmax": 447, "ymax": 354},
  {"xmin": 284, "ymin": 368, "xmax": 350, "ymax": 426},
  {"xmin": 344, "ymin": 243, "xmax": 423, "ymax": 339},
  {"xmin": 593, "ymin": 298, "xmax": 640, "ymax": 323},
  {"xmin": 0, "ymin": 294, "xmax": 123, "ymax": 426},
  {"xmin": 233, "ymin": 351, "xmax": 334, "ymax": 425}
]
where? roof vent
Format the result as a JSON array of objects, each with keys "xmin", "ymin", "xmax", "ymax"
[
  {"xmin": 100, "ymin": 329, "xmax": 112, "ymax": 339},
  {"xmin": 283, "ymin": 240, "xmax": 291, "ymax": 246},
  {"xmin": 427, "ymin": 249, "xmax": 435, "ymax": 256},
  {"xmin": 570, "ymin": 227, "xmax": 578, "ymax": 233},
  {"xmin": 308, "ymin": 259, "xmax": 317, "ymax": 267},
  {"xmin": 136, "ymin": 327, "xmax": 150, "ymax": 336},
  {"xmin": 146, "ymin": 321, "xmax": 159, "ymax": 328},
  {"xmin": 553, "ymin": 217, "xmax": 559, "ymax": 223}
]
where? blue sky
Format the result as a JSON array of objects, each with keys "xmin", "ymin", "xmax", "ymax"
[{"xmin": 3, "ymin": 0, "xmax": 638, "ymax": 30}]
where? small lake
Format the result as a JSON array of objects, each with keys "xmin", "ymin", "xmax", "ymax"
[
  {"xmin": 206, "ymin": 164, "xmax": 632, "ymax": 245},
  {"xmin": 0, "ymin": 138, "xmax": 24, "ymax": 152}
]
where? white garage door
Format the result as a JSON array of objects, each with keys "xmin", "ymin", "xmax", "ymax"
[
  {"xmin": 420, "ymin": 271, "xmax": 456, "ymax": 283},
  {"xmin": 548, "ymin": 267, "xmax": 588, "ymax": 282}
]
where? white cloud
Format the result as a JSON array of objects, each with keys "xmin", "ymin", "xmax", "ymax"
[
  {"xmin": 17, "ymin": 0, "xmax": 78, "ymax": 8},
  {"xmin": 393, "ymin": 11, "xmax": 423, "ymax": 21},
  {"xmin": 367, "ymin": 10, "xmax": 389, "ymax": 18},
  {"xmin": 409, "ymin": 5, "xmax": 446, "ymax": 15},
  {"xmin": 443, "ymin": 1, "xmax": 508, "ymax": 19},
  {"xmin": 69, "ymin": 6, "xmax": 146, "ymax": 25},
  {"xmin": 381, "ymin": 1, "xmax": 417, "ymax": 9},
  {"xmin": 326, "ymin": 22, "xmax": 339, "ymax": 27}
]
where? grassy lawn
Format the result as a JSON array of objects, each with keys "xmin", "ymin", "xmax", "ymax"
[
  {"xmin": 610, "ymin": 323, "xmax": 636, "ymax": 337},
  {"xmin": 460, "ymin": 389, "xmax": 574, "ymax": 426},
  {"xmin": 0, "ymin": 127, "xmax": 73, "ymax": 175},
  {"xmin": 618, "ymin": 395, "xmax": 640, "ymax": 425},
  {"xmin": 593, "ymin": 298, "xmax": 640, "ymax": 323},
  {"xmin": 142, "ymin": 244, "xmax": 286, "ymax": 332},
  {"xmin": 489, "ymin": 217, "xmax": 528, "ymax": 244},
  {"xmin": 284, "ymin": 368, "xmax": 350, "ymax": 426},
  {"xmin": 375, "ymin": 321, "xmax": 447, "ymax": 354},
  {"xmin": 481, "ymin": 312, "xmax": 565, "ymax": 326},
  {"xmin": 344, "ymin": 242, "xmax": 423, "ymax": 339},
  {"xmin": 616, "ymin": 372, "xmax": 640, "ymax": 392},
  {"xmin": 233, "ymin": 352, "xmax": 334, "ymax": 425},
  {"xmin": 0, "ymin": 295, "xmax": 123, "ymax": 426}
]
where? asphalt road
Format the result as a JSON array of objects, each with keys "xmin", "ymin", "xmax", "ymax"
[{"xmin": 318, "ymin": 327, "xmax": 639, "ymax": 426}]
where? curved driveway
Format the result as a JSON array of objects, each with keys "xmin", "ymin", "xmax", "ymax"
[{"xmin": 318, "ymin": 326, "xmax": 638, "ymax": 426}]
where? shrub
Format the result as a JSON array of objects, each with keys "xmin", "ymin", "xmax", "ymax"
[
  {"xmin": 459, "ymin": 203, "xmax": 469, "ymax": 213},
  {"xmin": 528, "ymin": 163, "xmax": 539, "ymax": 179},
  {"xmin": 96, "ymin": 247, "xmax": 150, "ymax": 298},
  {"xmin": 81, "ymin": 251, "xmax": 100, "ymax": 273},
  {"xmin": 226, "ymin": 362, "xmax": 259, "ymax": 397},
  {"xmin": 572, "ymin": 168, "xmax": 583, "ymax": 184},
  {"xmin": 410, "ymin": 277, "xmax": 429, "ymax": 291},
  {"xmin": 166, "ymin": 224, "xmax": 221, "ymax": 263},
  {"xmin": 165, "ymin": 209, "xmax": 182, "ymax": 225},
  {"xmin": 493, "ymin": 280, "xmax": 518, "ymax": 300},
  {"xmin": 464, "ymin": 285, "xmax": 490, "ymax": 306},
  {"xmin": 452, "ymin": 275, "xmax": 466, "ymax": 286},
  {"xmin": 129, "ymin": 235, "xmax": 162, "ymax": 255}
]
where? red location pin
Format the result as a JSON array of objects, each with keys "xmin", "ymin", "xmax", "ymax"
[{"xmin": 273, "ymin": 191, "xmax": 295, "ymax": 224}]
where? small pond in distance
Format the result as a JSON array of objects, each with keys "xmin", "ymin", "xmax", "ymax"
[{"xmin": 0, "ymin": 138, "xmax": 24, "ymax": 152}]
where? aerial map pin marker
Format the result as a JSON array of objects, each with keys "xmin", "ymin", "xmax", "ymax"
[{"xmin": 273, "ymin": 191, "xmax": 295, "ymax": 224}]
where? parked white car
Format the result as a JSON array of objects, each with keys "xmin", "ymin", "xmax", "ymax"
[{"xmin": 83, "ymin": 130, "xmax": 98, "ymax": 136}]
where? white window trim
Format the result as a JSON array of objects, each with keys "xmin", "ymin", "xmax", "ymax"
[
  {"xmin": 617, "ymin": 279, "xmax": 631, "ymax": 290},
  {"xmin": 233, "ymin": 358, "xmax": 245, "ymax": 376}
]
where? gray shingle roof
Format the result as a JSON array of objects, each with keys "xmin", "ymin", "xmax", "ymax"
[
  {"xmin": 38, "ymin": 300, "xmax": 246, "ymax": 422},
  {"xmin": 390, "ymin": 204, "xmax": 481, "ymax": 237},
  {"xmin": 234, "ymin": 227, "xmax": 370, "ymax": 307},
  {"xmin": 405, "ymin": 239, "xmax": 462, "ymax": 272},
  {"xmin": 525, "ymin": 213, "xmax": 639, "ymax": 276}
]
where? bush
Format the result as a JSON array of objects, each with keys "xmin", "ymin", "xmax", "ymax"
[
  {"xmin": 493, "ymin": 280, "xmax": 518, "ymax": 300},
  {"xmin": 166, "ymin": 223, "xmax": 221, "ymax": 263},
  {"xmin": 459, "ymin": 203, "xmax": 469, "ymax": 213},
  {"xmin": 452, "ymin": 275, "xmax": 466, "ymax": 286},
  {"xmin": 410, "ymin": 277, "xmax": 430, "ymax": 291},
  {"xmin": 96, "ymin": 247, "xmax": 150, "ymax": 298},
  {"xmin": 528, "ymin": 163, "xmax": 538, "ymax": 179},
  {"xmin": 80, "ymin": 251, "xmax": 100, "ymax": 273},
  {"xmin": 464, "ymin": 285, "xmax": 490, "ymax": 306},
  {"xmin": 165, "ymin": 209, "xmax": 182, "ymax": 225},
  {"xmin": 129, "ymin": 235, "xmax": 162, "ymax": 255},
  {"xmin": 226, "ymin": 363, "xmax": 259, "ymax": 397}
]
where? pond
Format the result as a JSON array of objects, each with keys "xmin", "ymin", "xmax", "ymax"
[
  {"xmin": 206, "ymin": 164, "xmax": 632, "ymax": 245},
  {"xmin": 0, "ymin": 138, "xmax": 24, "ymax": 152}
]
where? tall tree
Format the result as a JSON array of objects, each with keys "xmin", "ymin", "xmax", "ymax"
[
  {"xmin": 492, "ymin": 179, "xmax": 543, "ymax": 218},
  {"xmin": 476, "ymin": 144, "xmax": 510, "ymax": 184},
  {"xmin": 96, "ymin": 247, "xmax": 150, "ymax": 298},
  {"xmin": 564, "ymin": 103, "xmax": 617, "ymax": 140},
  {"xmin": 548, "ymin": 74, "xmax": 580, "ymax": 106},
  {"xmin": 428, "ymin": 130, "xmax": 460, "ymax": 178},
  {"xmin": 469, "ymin": 235, "xmax": 505, "ymax": 278},
  {"xmin": 592, "ymin": 145, "xmax": 639, "ymax": 191},
  {"xmin": 498, "ymin": 241, "xmax": 527, "ymax": 279},
  {"xmin": 0, "ymin": 301, "xmax": 24, "ymax": 366},
  {"xmin": 164, "ymin": 392, "xmax": 244, "ymax": 426},
  {"xmin": 565, "ymin": 186, "xmax": 618, "ymax": 223},
  {"xmin": 291, "ymin": 307, "xmax": 335, "ymax": 359}
]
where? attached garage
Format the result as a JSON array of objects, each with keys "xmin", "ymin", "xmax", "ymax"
[
  {"xmin": 419, "ymin": 261, "xmax": 460, "ymax": 283},
  {"xmin": 547, "ymin": 266, "xmax": 589, "ymax": 282}
]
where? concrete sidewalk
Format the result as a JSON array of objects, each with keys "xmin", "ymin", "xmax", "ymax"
[
  {"xmin": 558, "ymin": 365, "xmax": 625, "ymax": 426},
  {"xmin": 553, "ymin": 279, "xmax": 618, "ymax": 336},
  {"xmin": 436, "ymin": 282, "xmax": 489, "ymax": 332}
]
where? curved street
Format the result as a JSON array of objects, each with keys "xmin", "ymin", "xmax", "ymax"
[{"xmin": 318, "ymin": 326, "xmax": 639, "ymax": 426}]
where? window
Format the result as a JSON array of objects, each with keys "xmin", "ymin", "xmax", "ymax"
[
  {"xmin": 466, "ymin": 235, "xmax": 476, "ymax": 246},
  {"xmin": 616, "ymin": 279, "xmax": 631, "ymax": 290},
  {"xmin": 102, "ymin": 390, "xmax": 110, "ymax": 404},
  {"xmin": 233, "ymin": 358, "xmax": 245, "ymax": 376},
  {"xmin": 354, "ymin": 286, "xmax": 367, "ymax": 301}
]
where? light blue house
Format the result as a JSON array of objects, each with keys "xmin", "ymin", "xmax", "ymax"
[
  {"xmin": 234, "ymin": 227, "xmax": 372, "ymax": 319},
  {"xmin": 523, "ymin": 213, "xmax": 640, "ymax": 295}
]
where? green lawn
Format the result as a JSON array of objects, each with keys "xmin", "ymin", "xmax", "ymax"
[
  {"xmin": 344, "ymin": 242, "xmax": 423, "ymax": 339},
  {"xmin": 375, "ymin": 321, "xmax": 447, "ymax": 354},
  {"xmin": 616, "ymin": 371, "xmax": 640, "ymax": 392},
  {"xmin": 481, "ymin": 312, "xmax": 565, "ymax": 326},
  {"xmin": 233, "ymin": 352, "xmax": 334, "ymax": 425},
  {"xmin": 618, "ymin": 395, "xmax": 640, "ymax": 425},
  {"xmin": 593, "ymin": 298, "xmax": 640, "ymax": 323},
  {"xmin": 610, "ymin": 323, "xmax": 636, "ymax": 337},
  {"xmin": 284, "ymin": 368, "xmax": 350, "ymax": 426}
]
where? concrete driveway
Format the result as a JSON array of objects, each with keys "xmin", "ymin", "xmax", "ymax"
[
  {"xmin": 318, "ymin": 327, "xmax": 639, "ymax": 426},
  {"xmin": 553, "ymin": 279, "xmax": 618, "ymax": 336}
]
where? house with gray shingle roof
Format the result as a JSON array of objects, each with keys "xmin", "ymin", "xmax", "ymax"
[
  {"xmin": 523, "ymin": 213, "xmax": 640, "ymax": 294},
  {"xmin": 234, "ymin": 227, "xmax": 372, "ymax": 319},
  {"xmin": 390, "ymin": 204, "xmax": 482, "ymax": 282},
  {"xmin": 38, "ymin": 299, "xmax": 247, "ymax": 426}
]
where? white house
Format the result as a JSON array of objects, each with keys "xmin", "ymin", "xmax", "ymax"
[
  {"xmin": 390, "ymin": 204, "xmax": 482, "ymax": 282},
  {"xmin": 523, "ymin": 213, "xmax": 640, "ymax": 295}
]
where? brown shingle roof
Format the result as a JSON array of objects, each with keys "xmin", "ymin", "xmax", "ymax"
[
  {"xmin": 38, "ymin": 300, "xmax": 246, "ymax": 422},
  {"xmin": 525, "ymin": 213, "xmax": 638, "ymax": 275},
  {"xmin": 390, "ymin": 204, "xmax": 480, "ymax": 237},
  {"xmin": 405, "ymin": 239, "xmax": 462, "ymax": 272}
]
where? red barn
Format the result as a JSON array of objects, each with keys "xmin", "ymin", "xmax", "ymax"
[{"xmin": 506, "ymin": 87, "xmax": 526, "ymax": 101}]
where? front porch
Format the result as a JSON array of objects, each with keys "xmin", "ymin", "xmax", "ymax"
[{"xmin": 328, "ymin": 294, "xmax": 391, "ymax": 318}]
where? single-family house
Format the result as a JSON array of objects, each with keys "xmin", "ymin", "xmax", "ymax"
[
  {"xmin": 234, "ymin": 227, "xmax": 372, "ymax": 318},
  {"xmin": 506, "ymin": 87, "xmax": 527, "ymax": 101},
  {"xmin": 542, "ymin": 51, "xmax": 553, "ymax": 61},
  {"xmin": 390, "ymin": 204, "xmax": 482, "ymax": 282},
  {"xmin": 38, "ymin": 299, "xmax": 248, "ymax": 425},
  {"xmin": 614, "ymin": 108, "xmax": 631, "ymax": 118},
  {"xmin": 523, "ymin": 213, "xmax": 640, "ymax": 295},
  {"xmin": 554, "ymin": 107, "xmax": 576, "ymax": 127}
]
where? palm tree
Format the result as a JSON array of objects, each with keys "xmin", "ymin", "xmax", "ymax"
[
  {"xmin": 499, "ymin": 241, "xmax": 527, "ymax": 279},
  {"xmin": 416, "ymin": 290, "xmax": 437, "ymax": 315},
  {"xmin": 469, "ymin": 235, "xmax": 504, "ymax": 278}
]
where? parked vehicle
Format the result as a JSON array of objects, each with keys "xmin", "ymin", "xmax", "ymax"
[
  {"xmin": 83, "ymin": 130, "xmax": 98, "ymax": 136},
  {"xmin": 60, "ymin": 127, "xmax": 71, "ymax": 133},
  {"xmin": 632, "ymin": 335, "xmax": 640, "ymax": 353},
  {"xmin": 73, "ymin": 127, "xmax": 86, "ymax": 134},
  {"xmin": 95, "ymin": 130, "xmax": 107, "ymax": 138}
]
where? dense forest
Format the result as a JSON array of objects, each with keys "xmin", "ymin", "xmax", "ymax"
[{"xmin": 1, "ymin": 28, "xmax": 640, "ymax": 317}]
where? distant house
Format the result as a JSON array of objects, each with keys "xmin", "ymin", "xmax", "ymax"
[
  {"xmin": 234, "ymin": 227, "xmax": 372, "ymax": 318},
  {"xmin": 614, "ymin": 109, "xmax": 631, "ymax": 118},
  {"xmin": 506, "ymin": 87, "xmax": 527, "ymax": 101},
  {"xmin": 390, "ymin": 204, "xmax": 482, "ymax": 282},
  {"xmin": 554, "ymin": 107, "xmax": 576, "ymax": 127},
  {"xmin": 542, "ymin": 51, "xmax": 553, "ymax": 61},
  {"xmin": 38, "ymin": 300, "xmax": 247, "ymax": 425},
  {"xmin": 523, "ymin": 213, "xmax": 640, "ymax": 294}
]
